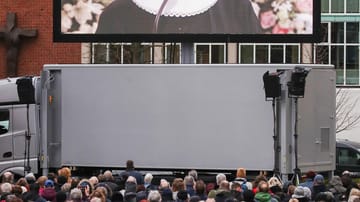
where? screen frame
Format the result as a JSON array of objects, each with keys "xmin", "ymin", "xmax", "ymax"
[{"xmin": 53, "ymin": 0, "xmax": 321, "ymax": 43}]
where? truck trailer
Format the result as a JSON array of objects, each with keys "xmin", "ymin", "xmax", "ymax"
[{"xmin": 0, "ymin": 64, "xmax": 336, "ymax": 178}]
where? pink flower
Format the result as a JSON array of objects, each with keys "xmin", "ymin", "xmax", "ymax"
[
  {"xmin": 295, "ymin": 0, "xmax": 313, "ymax": 13},
  {"xmin": 260, "ymin": 10, "xmax": 277, "ymax": 29}
]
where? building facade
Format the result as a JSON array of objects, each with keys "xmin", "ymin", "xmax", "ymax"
[{"xmin": 0, "ymin": 1, "xmax": 81, "ymax": 78}]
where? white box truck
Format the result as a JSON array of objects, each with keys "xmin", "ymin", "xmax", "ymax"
[{"xmin": 0, "ymin": 64, "xmax": 336, "ymax": 179}]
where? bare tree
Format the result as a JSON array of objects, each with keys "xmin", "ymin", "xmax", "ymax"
[{"xmin": 336, "ymin": 88, "xmax": 360, "ymax": 133}]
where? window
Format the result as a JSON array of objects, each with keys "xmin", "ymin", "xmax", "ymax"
[
  {"xmin": 0, "ymin": 110, "xmax": 9, "ymax": 135},
  {"xmin": 165, "ymin": 43, "xmax": 180, "ymax": 64},
  {"xmin": 195, "ymin": 43, "xmax": 226, "ymax": 64},
  {"xmin": 92, "ymin": 43, "xmax": 153, "ymax": 64},
  {"xmin": 337, "ymin": 147, "xmax": 360, "ymax": 165}
]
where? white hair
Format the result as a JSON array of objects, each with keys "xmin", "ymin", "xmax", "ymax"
[
  {"xmin": 70, "ymin": 188, "xmax": 83, "ymax": 200},
  {"xmin": 216, "ymin": 173, "xmax": 226, "ymax": 185},
  {"xmin": 126, "ymin": 176, "xmax": 137, "ymax": 184},
  {"xmin": 144, "ymin": 173, "xmax": 153, "ymax": 184},
  {"xmin": 0, "ymin": 182, "xmax": 12, "ymax": 193},
  {"xmin": 148, "ymin": 190, "xmax": 162, "ymax": 202},
  {"xmin": 184, "ymin": 175, "xmax": 195, "ymax": 186}
]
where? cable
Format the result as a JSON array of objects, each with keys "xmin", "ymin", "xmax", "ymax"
[{"xmin": 152, "ymin": 0, "xmax": 169, "ymax": 33}]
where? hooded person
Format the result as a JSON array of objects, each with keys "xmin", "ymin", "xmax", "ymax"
[
  {"xmin": 40, "ymin": 180, "xmax": 57, "ymax": 202},
  {"xmin": 328, "ymin": 175, "xmax": 347, "ymax": 201},
  {"xmin": 312, "ymin": 174, "xmax": 327, "ymax": 199}
]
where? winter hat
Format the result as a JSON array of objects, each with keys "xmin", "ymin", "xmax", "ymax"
[
  {"xmin": 45, "ymin": 179, "xmax": 54, "ymax": 187},
  {"xmin": 302, "ymin": 170, "xmax": 316, "ymax": 180},
  {"xmin": 292, "ymin": 186, "xmax": 306, "ymax": 198},
  {"xmin": 208, "ymin": 190, "xmax": 217, "ymax": 199},
  {"xmin": 25, "ymin": 173, "xmax": 36, "ymax": 184},
  {"xmin": 314, "ymin": 174, "xmax": 325, "ymax": 185},
  {"xmin": 303, "ymin": 187, "xmax": 312, "ymax": 199}
]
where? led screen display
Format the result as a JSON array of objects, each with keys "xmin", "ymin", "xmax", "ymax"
[{"xmin": 54, "ymin": 0, "xmax": 320, "ymax": 43}]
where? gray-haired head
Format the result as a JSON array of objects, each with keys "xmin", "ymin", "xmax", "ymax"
[
  {"xmin": 148, "ymin": 190, "xmax": 162, "ymax": 202},
  {"xmin": 144, "ymin": 173, "xmax": 153, "ymax": 184},
  {"xmin": 216, "ymin": 173, "xmax": 226, "ymax": 185}
]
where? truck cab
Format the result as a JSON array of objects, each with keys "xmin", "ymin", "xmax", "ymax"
[
  {"xmin": 0, "ymin": 78, "xmax": 39, "ymax": 177},
  {"xmin": 336, "ymin": 139, "xmax": 360, "ymax": 176}
]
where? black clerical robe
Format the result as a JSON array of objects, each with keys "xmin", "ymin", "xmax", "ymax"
[{"xmin": 96, "ymin": 0, "xmax": 263, "ymax": 34}]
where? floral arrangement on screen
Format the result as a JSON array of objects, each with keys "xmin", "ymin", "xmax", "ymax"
[{"xmin": 253, "ymin": 0, "xmax": 313, "ymax": 34}]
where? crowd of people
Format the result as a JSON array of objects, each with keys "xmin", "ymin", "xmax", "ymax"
[{"xmin": 0, "ymin": 161, "xmax": 359, "ymax": 202}]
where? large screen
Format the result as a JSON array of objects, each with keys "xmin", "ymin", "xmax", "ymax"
[{"xmin": 54, "ymin": 0, "xmax": 320, "ymax": 43}]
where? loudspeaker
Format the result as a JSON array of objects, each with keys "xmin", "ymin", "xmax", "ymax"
[
  {"xmin": 263, "ymin": 71, "xmax": 281, "ymax": 99},
  {"xmin": 16, "ymin": 77, "xmax": 35, "ymax": 104}
]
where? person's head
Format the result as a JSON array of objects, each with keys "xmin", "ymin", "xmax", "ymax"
[
  {"xmin": 216, "ymin": 173, "xmax": 226, "ymax": 186},
  {"xmin": 184, "ymin": 175, "xmax": 195, "ymax": 186},
  {"xmin": 126, "ymin": 160, "xmax": 135, "ymax": 170},
  {"xmin": 177, "ymin": 190, "xmax": 189, "ymax": 201},
  {"xmin": 2, "ymin": 172, "xmax": 14, "ymax": 183},
  {"xmin": 257, "ymin": 181, "xmax": 269, "ymax": 193},
  {"xmin": 78, "ymin": 179, "xmax": 94, "ymax": 197},
  {"xmin": 89, "ymin": 176, "xmax": 99, "ymax": 186},
  {"xmin": 47, "ymin": 172, "xmax": 57, "ymax": 182},
  {"xmin": 159, "ymin": 179, "xmax": 170, "ymax": 190},
  {"xmin": 172, "ymin": 178, "xmax": 185, "ymax": 192},
  {"xmin": 90, "ymin": 189, "xmax": 106, "ymax": 202},
  {"xmin": 126, "ymin": 176, "xmax": 137, "ymax": 184},
  {"xmin": 313, "ymin": 174, "xmax": 325, "ymax": 186},
  {"xmin": 56, "ymin": 191, "xmax": 67, "ymax": 202},
  {"xmin": 314, "ymin": 191, "xmax": 334, "ymax": 202},
  {"xmin": 219, "ymin": 180, "xmax": 230, "ymax": 191},
  {"xmin": 292, "ymin": 186, "xmax": 305, "ymax": 199},
  {"xmin": 231, "ymin": 181, "xmax": 241, "ymax": 192},
  {"xmin": 15, "ymin": 178, "xmax": 29, "ymax": 189},
  {"xmin": 188, "ymin": 170, "xmax": 198, "ymax": 181},
  {"xmin": 29, "ymin": 182, "xmax": 40, "ymax": 193},
  {"xmin": 236, "ymin": 168, "xmax": 247, "ymax": 178},
  {"xmin": 253, "ymin": 175, "xmax": 267, "ymax": 191},
  {"xmin": 148, "ymin": 190, "xmax": 162, "ymax": 202},
  {"xmin": 287, "ymin": 185, "xmax": 296, "ymax": 195},
  {"xmin": 70, "ymin": 188, "xmax": 83, "ymax": 201},
  {"xmin": 37, "ymin": 176, "xmax": 48, "ymax": 188},
  {"xmin": 195, "ymin": 180, "xmax": 206, "ymax": 195},
  {"xmin": 303, "ymin": 170, "xmax": 316, "ymax": 180},
  {"xmin": 103, "ymin": 170, "xmax": 114, "ymax": 182},
  {"xmin": 44, "ymin": 179, "xmax": 55, "ymax": 188},
  {"xmin": 25, "ymin": 173, "xmax": 36, "ymax": 185},
  {"xmin": 58, "ymin": 167, "xmax": 72, "ymax": 182},
  {"xmin": 0, "ymin": 182, "xmax": 12, "ymax": 193},
  {"xmin": 61, "ymin": 182, "xmax": 72, "ymax": 193},
  {"xmin": 268, "ymin": 177, "xmax": 282, "ymax": 189},
  {"xmin": 144, "ymin": 173, "xmax": 153, "ymax": 184},
  {"xmin": 243, "ymin": 190, "xmax": 255, "ymax": 202}
]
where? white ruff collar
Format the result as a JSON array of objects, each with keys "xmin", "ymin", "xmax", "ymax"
[{"xmin": 132, "ymin": 0, "xmax": 218, "ymax": 17}]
